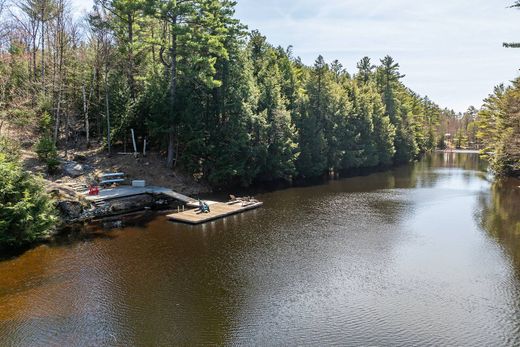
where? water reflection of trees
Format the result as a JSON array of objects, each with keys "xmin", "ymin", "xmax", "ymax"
[
  {"xmin": 430, "ymin": 152, "xmax": 486, "ymax": 171},
  {"xmin": 478, "ymin": 178, "xmax": 520, "ymax": 270},
  {"xmin": 414, "ymin": 152, "xmax": 487, "ymax": 188}
]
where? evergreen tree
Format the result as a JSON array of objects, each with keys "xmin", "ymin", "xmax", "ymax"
[
  {"xmin": 0, "ymin": 153, "xmax": 57, "ymax": 248},
  {"xmin": 356, "ymin": 56, "xmax": 375, "ymax": 84},
  {"xmin": 144, "ymin": 0, "xmax": 230, "ymax": 168},
  {"xmin": 295, "ymin": 56, "xmax": 330, "ymax": 178},
  {"xmin": 376, "ymin": 55, "xmax": 418, "ymax": 163},
  {"xmin": 478, "ymin": 81, "xmax": 520, "ymax": 175}
]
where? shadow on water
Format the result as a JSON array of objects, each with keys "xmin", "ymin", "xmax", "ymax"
[
  {"xmin": 0, "ymin": 211, "xmax": 160, "ymax": 261},
  {"xmin": 0, "ymin": 245, "xmax": 35, "ymax": 262},
  {"xmin": 48, "ymin": 210, "xmax": 163, "ymax": 248}
]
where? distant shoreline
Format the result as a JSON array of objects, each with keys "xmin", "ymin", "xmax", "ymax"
[{"xmin": 435, "ymin": 149, "xmax": 480, "ymax": 154}]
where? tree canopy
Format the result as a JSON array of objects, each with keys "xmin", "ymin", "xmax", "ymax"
[{"xmin": 0, "ymin": 0, "xmax": 451, "ymax": 188}]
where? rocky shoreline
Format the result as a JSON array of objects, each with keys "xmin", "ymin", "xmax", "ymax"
[
  {"xmin": 37, "ymin": 154, "xmax": 210, "ymax": 230},
  {"xmin": 47, "ymin": 181, "xmax": 181, "ymax": 227}
]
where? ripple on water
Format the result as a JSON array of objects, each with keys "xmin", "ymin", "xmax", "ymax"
[{"xmin": 1, "ymin": 153, "xmax": 520, "ymax": 346}]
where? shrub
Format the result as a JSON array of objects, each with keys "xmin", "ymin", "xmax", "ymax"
[
  {"xmin": 0, "ymin": 136, "xmax": 20, "ymax": 162},
  {"xmin": 6, "ymin": 108, "xmax": 34, "ymax": 127},
  {"xmin": 35, "ymin": 136, "xmax": 60, "ymax": 173},
  {"xmin": 39, "ymin": 111, "xmax": 53, "ymax": 133},
  {"xmin": 0, "ymin": 153, "xmax": 57, "ymax": 248}
]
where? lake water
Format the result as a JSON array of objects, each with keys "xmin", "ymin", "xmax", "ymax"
[{"xmin": 1, "ymin": 153, "xmax": 519, "ymax": 346}]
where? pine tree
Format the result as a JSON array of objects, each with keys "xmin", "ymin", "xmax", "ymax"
[{"xmin": 144, "ymin": 0, "xmax": 230, "ymax": 168}]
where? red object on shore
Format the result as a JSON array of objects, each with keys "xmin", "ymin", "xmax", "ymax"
[{"xmin": 89, "ymin": 185, "xmax": 99, "ymax": 196}]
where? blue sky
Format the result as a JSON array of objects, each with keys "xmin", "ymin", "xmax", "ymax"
[{"xmin": 72, "ymin": 0, "xmax": 520, "ymax": 112}]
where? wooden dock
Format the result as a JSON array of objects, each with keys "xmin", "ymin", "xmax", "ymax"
[
  {"xmin": 80, "ymin": 184, "xmax": 263, "ymax": 225},
  {"xmin": 82, "ymin": 186, "xmax": 195, "ymax": 204},
  {"xmin": 167, "ymin": 201, "xmax": 263, "ymax": 225}
]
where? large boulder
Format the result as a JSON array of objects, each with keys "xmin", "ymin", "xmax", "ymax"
[
  {"xmin": 56, "ymin": 200, "xmax": 83, "ymax": 221},
  {"xmin": 63, "ymin": 161, "xmax": 91, "ymax": 177},
  {"xmin": 46, "ymin": 182, "xmax": 77, "ymax": 199},
  {"xmin": 109, "ymin": 195, "xmax": 154, "ymax": 213}
]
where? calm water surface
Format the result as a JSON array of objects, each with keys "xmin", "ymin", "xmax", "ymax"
[{"xmin": 1, "ymin": 153, "xmax": 520, "ymax": 346}]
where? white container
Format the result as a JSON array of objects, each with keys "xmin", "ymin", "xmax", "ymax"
[{"xmin": 132, "ymin": 180, "xmax": 146, "ymax": 187}]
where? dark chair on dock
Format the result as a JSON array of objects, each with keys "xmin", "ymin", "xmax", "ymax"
[
  {"xmin": 196, "ymin": 199, "xmax": 211, "ymax": 214},
  {"xmin": 227, "ymin": 195, "xmax": 241, "ymax": 205},
  {"xmin": 227, "ymin": 195, "xmax": 258, "ymax": 206}
]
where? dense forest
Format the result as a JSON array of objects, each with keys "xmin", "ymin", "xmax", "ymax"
[
  {"xmin": 0, "ymin": 0, "xmax": 452, "ymax": 188},
  {"xmin": 0, "ymin": 0, "xmax": 518, "ymax": 248},
  {"xmin": 476, "ymin": 79, "xmax": 520, "ymax": 176}
]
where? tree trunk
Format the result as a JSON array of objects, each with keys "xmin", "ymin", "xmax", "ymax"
[
  {"xmin": 167, "ymin": 129, "xmax": 175, "ymax": 168},
  {"xmin": 105, "ymin": 62, "xmax": 111, "ymax": 155},
  {"xmin": 32, "ymin": 28, "xmax": 37, "ymax": 87},
  {"xmin": 95, "ymin": 54, "xmax": 101, "ymax": 140},
  {"xmin": 41, "ymin": 16, "xmax": 45, "ymax": 94},
  {"xmin": 53, "ymin": 3, "xmax": 65, "ymax": 146},
  {"xmin": 31, "ymin": 19, "xmax": 39, "ymax": 105},
  {"xmin": 151, "ymin": 26, "xmax": 157, "ymax": 72},
  {"xmin": 127, "ymin": 13, "xmax": 136, "ymax": 101},
  {"xmin": 166, "ymin": 16, "xmax": 178, "ymax": 169},
  {"xmin": 53, "ymin": 84, "xmax": 61, "ymax": 144},
  {"xmin": 64, "ymin": 110, "xmax": 69, "ymax": 158},
  {"xmin": 82, "ymin": 83, "xmax": 90, "ymax": 147}
]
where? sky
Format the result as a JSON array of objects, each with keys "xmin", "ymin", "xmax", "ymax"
[{"xmin": 71, "ymin": 0, "xmax": 520, "ymax": 112}]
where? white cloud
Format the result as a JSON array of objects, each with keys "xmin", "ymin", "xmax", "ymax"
[{"xmin": 236, "ymin": 0, "xmax": 520, "ymax": 112}]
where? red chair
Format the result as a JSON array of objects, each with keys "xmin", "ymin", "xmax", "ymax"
[{"xmin": 89, "ymin": 185, "xmax": 100, "ymax": 196}]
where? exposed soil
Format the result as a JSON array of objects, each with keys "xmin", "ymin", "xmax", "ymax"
[
  {"xmin": 2, "ymin": 121, "xmax": 210, "ymax": 197},
  {"xmin": 57, "ymin": 146, "xmax": 210, "ymax": 196}
]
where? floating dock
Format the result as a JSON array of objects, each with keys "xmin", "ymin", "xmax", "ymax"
[
  {"xmin": 167, "ymin": 201, "xmax": 263, "ymax": 225},
  {"xmin": 80, "ymin": 184, "xmax": 263, "ymax": 225}
]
